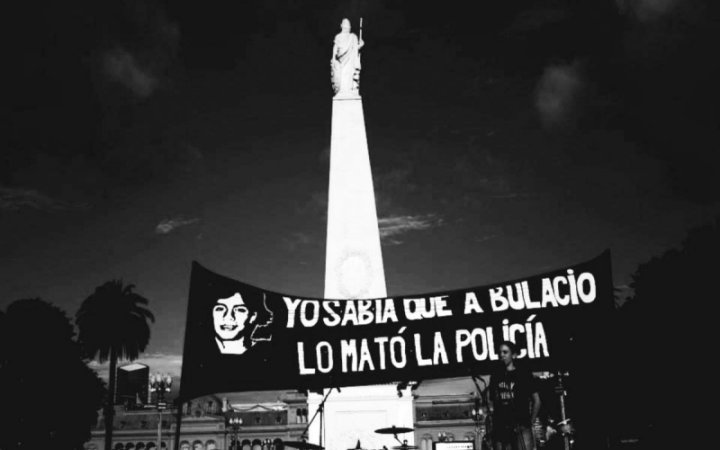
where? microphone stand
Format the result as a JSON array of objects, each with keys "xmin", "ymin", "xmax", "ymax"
[
  {"xmin": 471, "ymin": 376, "xmax": 489, "ymax": 450},
  {"xmin": 555, "ymin": 371, "xmax": 571, "ymax": 450},
  {"xmin": 301, "ymin": 387, "xmax": 340, "ymax": 448}
]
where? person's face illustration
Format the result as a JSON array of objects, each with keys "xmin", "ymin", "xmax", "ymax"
[
  {"xmin": 213, "ymin": 293, "xmax": 256, "ymax": 341},
  {"xmin": 499, "ymin": 344, "xmax": 515, "ymax": 366},
  {"xmin": 341, "ymin": 19, "xmax": 351, "ymax": 32}
]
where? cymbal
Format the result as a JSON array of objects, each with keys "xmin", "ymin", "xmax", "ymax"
[
  {"xmin": 375, "ymin": 426, "xmax": 414, "ymax": 435},
  {"xmin": 283, "ymin": 442, "xmax": 324, "ymax": 450}
]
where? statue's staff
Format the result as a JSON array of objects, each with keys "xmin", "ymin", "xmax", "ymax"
[{"xmin": 359, "ymin": 17, "xmax": 364, "ymax": 52}]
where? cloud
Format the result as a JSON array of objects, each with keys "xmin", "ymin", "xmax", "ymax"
[
  {"xmin": 294, "ymin": 191, "xmax": 327, "ymax": 216},
  {"xmin": 102, "ymin": 48, "xmax": 159, "ymax": 98},
  {"xmin": 378, "ymin": 214, "xmax": 444, "ymax": 244},
  {"xmin": 281, "ymin": 231, "xmax": 318, "ymax": 251},
  {"xmin": 0, "ymin": 186, "xmax": 88, "ymax": 211},
  {"xmin": 155, "ymin": 216, "xmax": 200, "ymax": 234},
  {"xmin": 88, "ymin": 352, "xmax": 183, "ymax": 382},
  {"xmin": 475, "ymin": 234, "xmax": 501, "ymax": 244},
  {"xmin": 616, "ymin": 0, "xmax": 680, "ymax": 21},
  {"xmin": 98, "ymin": 3, "xmax": 179, "ymax": 100},
  {"xmin": 535, "ymin": 62, "xmax": 584, "ymax": 129},
  {"xmin": 506, "ymin": 6, "xmax": 570, "ymax": 34}
]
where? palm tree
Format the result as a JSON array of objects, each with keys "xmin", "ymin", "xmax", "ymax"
[{"xmin": 76, "ymin": 280, "xmax": 155, "ymax": 450}]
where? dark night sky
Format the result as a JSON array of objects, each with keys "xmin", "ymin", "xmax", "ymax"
[{"xmin": 3, "ymin": 0, "xmax": 720, "ymax": 382}]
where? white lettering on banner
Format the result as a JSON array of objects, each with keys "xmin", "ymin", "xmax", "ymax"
[
  {"xmin": 463, "ymin": 292, "xmax": 485, "ymax": 314},
  {"xmin": 297, "ymin": 319, "xmax": 549, "ymax": 376},
  {"xmin": 491, "ymin": 271, "xmax": 597, "ymax": 312},
  {"xmin": 284, "ymin": 298, "xmax": 400, "ymax": 328},
  {"xmin": 403, "ymin": 296, "xmax": 454, "ymax": 321}
]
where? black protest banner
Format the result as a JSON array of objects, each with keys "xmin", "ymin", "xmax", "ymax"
[{"xmin": 179, "ymin": 251, "xmax": 612, "ymax": 400}]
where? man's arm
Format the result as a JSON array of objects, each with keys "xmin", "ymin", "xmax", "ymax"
[{"xmin": 530, "ymin": 392, "xmax": 541, "ymax": 423}]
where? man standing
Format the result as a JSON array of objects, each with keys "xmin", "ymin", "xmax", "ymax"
[{"xmin": 488, "ymin": 341, "xmax": 542, "ymax": 450}]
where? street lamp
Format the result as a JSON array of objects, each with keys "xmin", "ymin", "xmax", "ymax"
[
  {"xmin": 228, "ymin": 413, "xmax": 243, "ymax": 450},
  {"xmin": 437, "ymin": 432, "xmax": 447, "ymax": 442},
  {"xmin": 470, "ymin": 395, "xmax": 486, "ymax": 450},
  {"xmin": 264, "ymin": 438, "xmax": 273, "ymax": 450},
  {"xmin": 150, "ymin": 373, "xmax": 172, "ymax": 450}
]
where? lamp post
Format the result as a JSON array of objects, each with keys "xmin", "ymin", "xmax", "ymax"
[
  {"xmin": 228, "ymin": 413, "xmax": 243, "ymax": 450},
  {"xmin": 470, "ymin": 395, "xmax": 486, "ymax": 450},
  {"xmin": 264, "ymin": 438, "xmax": 273, "ymax": 450},
  {"xmin": 438, "ymin": 432, "xmax": 447, "ymax": 442},
  {"xmin": 150, "ymin": 373, "xmax": 172, "ymax": 450}
]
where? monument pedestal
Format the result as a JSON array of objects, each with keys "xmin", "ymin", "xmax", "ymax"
[
  {"xmin": 324, "ymin": 97, "xmax": 386, "ymax": 300},
  {"xmin": 308, "ymin": 385, "xmax": 415, "ymax": 450},
  {"xmin": 313, "ymin": 97, "xmax": 414, "ymax": 449}
]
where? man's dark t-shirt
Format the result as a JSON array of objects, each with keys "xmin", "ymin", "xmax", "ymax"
[{"xmin": 489, "ymin": 367, "xmax": 537, "ymax": 439}]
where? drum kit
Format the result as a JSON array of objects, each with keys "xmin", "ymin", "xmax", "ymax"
[{"xmin": 283, "ymin": 425, "xmax": 417, "ymax": 450}]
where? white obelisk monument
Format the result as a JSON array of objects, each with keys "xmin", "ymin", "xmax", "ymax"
[{"xmin": 307, "ymin": 18, "xmax": 415, "ymax": 450}]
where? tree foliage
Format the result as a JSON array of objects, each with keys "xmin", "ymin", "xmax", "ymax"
[
  {"xmin": 0, "ymin": 298, "xmax": 106, "ymax": 450},
  {"xmin": 76, "ymin": 280, "xmax": 155, "ymax": 362},
  {"xmin": 76, "ymin": 280, "xmax": 155, "ymax": 450},
  {"xmin": 611, "ymin": 217, "xmax": 719, "ymax": 447}
]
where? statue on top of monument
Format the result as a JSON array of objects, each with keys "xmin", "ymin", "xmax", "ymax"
[{"xmin": 331, "ymin": 18, "xmax": 364, "ymax": 98}]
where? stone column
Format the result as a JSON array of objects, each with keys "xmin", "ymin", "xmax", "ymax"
[{"xmin": 309, "ymin": 96, "xmax": 414, "ymax": 450}]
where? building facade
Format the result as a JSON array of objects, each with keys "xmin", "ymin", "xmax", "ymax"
[
  {"xmin": 88, "ymin": 377, "xmax": 555, "ymax": 450},
  {"xmin": 86, "ymin": 391, "xmax": 310, "ymax": 450}
]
